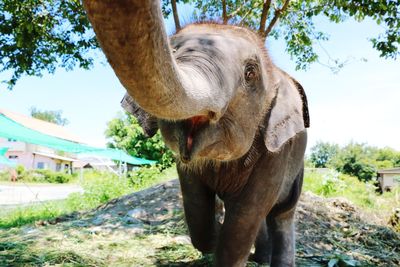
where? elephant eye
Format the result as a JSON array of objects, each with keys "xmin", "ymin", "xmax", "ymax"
[
  {"xmin": 244, "ymin": 61, "xmax": 259, "ymax": 84},
  {"xmin": 245, "ymin": 65, "xmax": 256, "ymax": 81}
]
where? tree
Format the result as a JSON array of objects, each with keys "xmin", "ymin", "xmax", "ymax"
[
  {"xmin": 1, "ymin": 0, "xmax": 399, "ymax": 88},
  {"xmin": 375, "ymin": 147, "xmax": 400, "ymax": 167},
  {"xmin": 30, "ymin": 107, "xmax": 69, "ymax": 126},
  {"xmin": 105, "ymin": 112, "xmax": 174, "ymax": 169},
  {"xmin": 309, "ymin": 141, "xmax": 339, "ymax": 168},
  {"xmin": 0, "ymin": 0, "xmax": 97, "ymax": 89},
  {"xmin": 332, "ymin": 142, "xmax": 377, "ymax": 181},
  {"xmin": 309, "ymin": 142, "xmax": 400, "ymax": 181}
]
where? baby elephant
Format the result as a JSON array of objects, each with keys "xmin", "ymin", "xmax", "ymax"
[{"xmin": 84, "ymin": 1, "xmax": 309, "ymax": 266}]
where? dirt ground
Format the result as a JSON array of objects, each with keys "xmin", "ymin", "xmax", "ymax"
[{"xmin": 0, "ymin": 179, "xmax": 399, "ymax": 266}]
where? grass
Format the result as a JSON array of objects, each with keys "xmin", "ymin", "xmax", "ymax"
[
  {"xmin": 2, "ymin": 166, "xmax": 398, "ymax": 229},
  {"xmin": 0, "ymin": 166, "xmax": 177, "ymax": 229},
  {"xmin": 303, "ymin": 168, "xmax": 400, "ymax": 219},
  {"xmin": 0, "ymin": 167, "xmax": 399, "ymax": 266}
]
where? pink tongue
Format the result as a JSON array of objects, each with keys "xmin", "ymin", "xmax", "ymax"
[
  {"xmin": 186, "ymin": 116, "xmax": 208, "ymax": 152},
  {"xmin": 187, "ymin": 134, "xmax": 193, "ymax": 151}
]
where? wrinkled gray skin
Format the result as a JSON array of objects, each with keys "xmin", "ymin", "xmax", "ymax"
[{"xmin": 84, "ymin": 1, "xmax": 309, "ymax": 266}]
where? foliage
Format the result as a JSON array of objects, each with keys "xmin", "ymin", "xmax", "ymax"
[
  {"xmin": 327, "ymin": 254, "xmax": 358, "ymax": 267},
  {"xmin": 319, "ymin": 170, "xmax": 345, "ymax": 196},
  {"xmin": 30, "ymin": 107, "xmax": 69, "ymax": 125},
  {"xmin": 66, "ymin": 171, "xmax": 132, "ymax": 209},
  {"xmin": 309, "ymin": 142, "xmax": 400, "ymax": 182},
  {"xmin": 15, "ymin": 164, "xmax": 25, "ymax": 176},
  {"xmin": 105, "ymin": 112, "xmax": 175, "ymax": 169},
  {"xmin": 309, "ymin": 141, "xmax": 339, "ymax": 168},
  {"xmin": 0, "ymin": 0, "xmax": 97, "ymax": 89},
  {"xmin": 0, "ymin": 166, "xmax": 75, "ymax": 184},
  {"xmin": 0, "ymin": 170, "xmax": 8, "ymax": 181},
  {"xmin": 1, "ymin": 0, "xmax": 399, "ymax": 88},
  {"xmin": 332, "ymin": 143, "xmax": 378, "ymax": 182},
  {"xmin": 303, "ymin": 169, "xmax": 398, "ymax": 212},
  {"xmin": 35, "ymin": 169, "xmax": 73, "ymax": 183},
  {"xmin": 128, "ymin": 165, "xmax": 161, "ymax": 190}
]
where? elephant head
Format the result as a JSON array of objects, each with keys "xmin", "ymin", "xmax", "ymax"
[{"xmin": 84, "ymin": 1, "xmax": 309, "ymax": 164}]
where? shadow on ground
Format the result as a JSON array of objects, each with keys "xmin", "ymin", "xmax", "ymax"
[{"xmin": 0, "ymin": 179, "xmax": 399, "ymax": 266}]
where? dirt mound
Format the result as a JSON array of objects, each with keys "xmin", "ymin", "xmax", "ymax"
[{"xmin": 1, "ymin": 179, "xmax": 399, "ymax": 266}]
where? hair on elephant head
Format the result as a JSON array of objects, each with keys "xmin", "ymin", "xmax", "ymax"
[{"xmin": 84, "ymin": 1, "xmax": 309, "ymax": 266}]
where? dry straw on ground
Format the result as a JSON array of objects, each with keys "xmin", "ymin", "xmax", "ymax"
[{"xmin": 1, "ymin": 179, "xmax": 399, "ymax": 266}]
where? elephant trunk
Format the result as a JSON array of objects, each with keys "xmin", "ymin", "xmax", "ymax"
[{"xmin": 83, "ymin": 0, "xmax": 226, "ymax": 121}]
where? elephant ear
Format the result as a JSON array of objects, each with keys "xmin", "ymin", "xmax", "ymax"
[
  {"xmin": 121, "ymin": 93, "xmax": 159, "ymax": 137},
  {"xmin": 264, "ymin": 73, "xmax": 310, "ymax": 152}
]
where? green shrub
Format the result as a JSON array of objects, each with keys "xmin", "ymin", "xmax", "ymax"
[
  {"xmin": 0, "ymin": 171, "xmax": 9, "ymax": 181},
  {"xmin": 35, "ymin": 170, "xmax": 72, "ymax": 183},
  {"xmin": 66, "ymin": 173, "xmax": 132, "ymax": 210},
  {"xmin": 15, "ymin": 165, "xmax": 25, "ymax": 176},
  {"xmin": 11, "ymin": 169, "xmax": 75, "ymax": 184},
  {"xmin": 128, "ymin": 165, "xmax": 161, "ymax": 190},
  {"xmin": 304, "ymin": 169, "xmax": 380, "ymax": 209},
  {"xmin": 318, "ymin": 170, "xmax": 345, "ymax": 196}
]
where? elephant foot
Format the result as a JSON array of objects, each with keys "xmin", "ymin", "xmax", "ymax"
[{"xmin": 248, "ymin": 252, "xmax": 270, "ymax": 265}]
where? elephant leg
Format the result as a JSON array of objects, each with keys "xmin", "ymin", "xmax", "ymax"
[
  {"xmin": 178, "ymin": 173, "xmax": 216, "ymax": 253},
  {"xmin": 267, "ymin": 210, "xmax": 296, "ymax": 267},
  {"xmin": 250, "ymin": 218, "xmax": 272, "ymax": 265},
  {"xmin": 267, "ymin": 170, "xmax": 303, "ymax": 267},
  {"xmin": 214, "ymin": 203, "xmax": 266, "ymax": 267}
]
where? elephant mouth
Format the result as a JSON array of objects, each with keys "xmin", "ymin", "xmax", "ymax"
[
  {"xmin": 180, "ymin": 115, "xmax": 209, "ymax": 163},
  {"xmin": 186, "ymin": 115, "xmax": 209, "ymax": 150}
]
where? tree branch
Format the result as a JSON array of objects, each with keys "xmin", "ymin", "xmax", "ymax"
[
  {"xmin": 222, "ymin": 0, "xmax": 228, "ymax": 24},
  {"xmin": 258, "ymin": 0, "xmax": 272, "ymax": 35},
  {"xmin": 227, "ymin": 0, "xmax": 250, "ymax": 20},
  {"xmin": 171, "ymin": 0, "xmax": 181, "ymax": 31},
  {"xmin": 263, "ymin": 0, "xmax": 290, "ymax": 40}
]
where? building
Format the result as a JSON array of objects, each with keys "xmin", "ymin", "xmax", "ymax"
[
  {"xmin": 377, "ymin": 168, "xmax": 400, "ymax": 191},
  {"xmin": 0, "ymin": 108, "xmax": 156, "ymax": 174},
  {"xmin": 0, "ymin": 109, "xmax": 82, "ymax": 172}
]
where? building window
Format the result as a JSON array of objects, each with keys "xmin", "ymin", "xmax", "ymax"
[
  {"xmin": 8, "ymin": 155, "xmax": 18, "ymax": 159},
  {"xmin": 37, "ymin": 162, "xmax": 46, "ymax": 169},
  {"xmin": 56, "ymin": 163, "xmax": 62, "ymax": 172}
]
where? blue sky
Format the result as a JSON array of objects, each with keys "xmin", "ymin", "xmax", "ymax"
[{"xmin": 0, "ymin": 6, "xmax": 399, "ymax": 152}]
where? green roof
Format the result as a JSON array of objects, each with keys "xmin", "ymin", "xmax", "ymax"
[
  {"xmin": 0, "ymin": 114, "xmax": 155, "ymax": 165},
  {"xmin": 0, "ymin": 148, "xmax": 16, "ymax": 167}
]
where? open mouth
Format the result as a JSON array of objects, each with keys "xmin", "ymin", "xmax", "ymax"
[
  {"xmin": 186, "ymin": 115, "xmax": 209, "ymax": 150},
  {"xmin": 181, "ymin": 115, "xmax": 209, "ymax": 163}
]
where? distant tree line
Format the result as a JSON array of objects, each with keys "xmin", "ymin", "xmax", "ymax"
[
  {"xmin": 30, "ymin": 107, "xmax": 69, "ymax": 126},
  {"xmin": 308, "ymin": 141, "xmax": 400, "ymax": 181}
]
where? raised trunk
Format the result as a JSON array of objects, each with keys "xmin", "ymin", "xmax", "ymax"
[{"xmin": 83, "ymin": 0, "xmax": 226, "ymax": 121}]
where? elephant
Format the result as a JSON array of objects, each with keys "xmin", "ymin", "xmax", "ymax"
[{"xmin": 83, "ymin": 1, "xmax": 309, "ymax": 266}]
